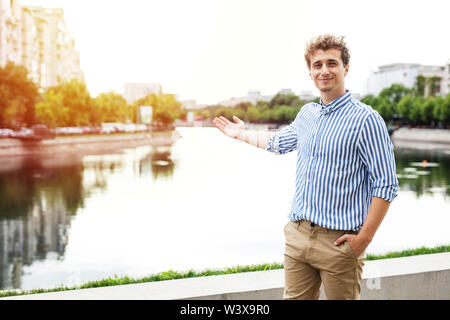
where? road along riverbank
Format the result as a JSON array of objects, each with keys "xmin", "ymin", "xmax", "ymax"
[
  {"xmin": 391, "ymin": 128, "xmax": 450, "ymax": 150},
  {"xmin": 0, "ymin": 131, "xmax": 181, "ymax": 158}
]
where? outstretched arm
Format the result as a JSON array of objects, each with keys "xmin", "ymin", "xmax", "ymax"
[{"xmin": 213, "ymin": 116, "xmax": 273, "ymax": 150}]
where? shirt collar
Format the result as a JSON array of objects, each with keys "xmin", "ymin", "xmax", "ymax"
[{"xmin": 318, "ymin": 90, "xmax": 352, "ymax": 115}]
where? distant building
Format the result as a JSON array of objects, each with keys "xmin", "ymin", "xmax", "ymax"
[
  {"xmin": 218, "ymin": 90, "xmax": 274, "ymax": 107},
  {"xmin": 278, "ymin": 88, "xmax": 294, "ymax": 95},
  {"xmin": 0, "ymin": 0, "xmax": 22, "ymax": 67},
  {"xmin": 21, "ymin": 6, "xmax": 84, "ymax": 89},
  {"xmin": 124, "ymin": 82, "xmax": 162, "ymax": 104},
  {"xmin": 366, "ymin": 61, "xmax": 450, "ymax": 97},
  {"xmin": 0, "ymin": 1, "xmax": 83, "ymax": 89},
  {"xmin": 298, "ymin": 90, "xmax": 317, "ymax": 102}
]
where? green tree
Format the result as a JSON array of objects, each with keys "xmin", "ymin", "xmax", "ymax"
[
  {"xmin": 409, "ymin": 96, "xmax": 424, "ymax": 124},
  {"xmin": 379, "ymin": 83, "xmax": 413, "ymax": 105},
  {"xmin": 35, "ymin": 90, "xmax": 66, "ymax": 128},
  {"xmin": 134, "ymin": 93, "xmax": 185, "ymax": 125},
  {"xmin": 46, "ymin": 79, "xmax": 93, "ymax": 127},
  {"xmin": 244, "ymin": 106, "xmax": 262, "ymax": 123},
  {"xmin": 199, "ymin": 109, "xmax": 211, "ymax": 120},
  {"xmin": 269, "ymin": 93, "xmax": 302, "ymax": 108},
  {"xmin": 426, "ymin": 76, "xmax": 440, "ymax": 97},
  {"xmin": 433, "ymin": 94, "xmax": 450, "ymax": 125},
  {"xmin": 420, "ymin": 98, "xmax": 435, "ymax": 124},
  {"xmin": 93, "ymin": 92, "xmax": 129, "ymax": 124},
  {"xmin": 0, "ymin": 62, "xmax": 40, "ymax": 127},
  {"xmin": 397, "ymin": 95, "xmax": 414, "ymax": 122},
  {"xmin": 414, "ymin": 74, "xmax": 426, "ymax": 96},
  {"xmin": 375, "ymin": 98, "xmax": 394, "ymax": 122}
]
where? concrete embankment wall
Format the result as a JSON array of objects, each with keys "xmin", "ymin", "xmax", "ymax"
[
  {"xmin": 0, "ymin": 132, "xmax": 180, "ymax": 158},
  {"xmin": 2, "ymin": 252, "xmax": 449, "ymax": 300}
]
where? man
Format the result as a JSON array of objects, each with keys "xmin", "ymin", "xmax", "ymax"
[{"xmin": 213, "ymin": 34, "xmax": 399, "ymax": 300}]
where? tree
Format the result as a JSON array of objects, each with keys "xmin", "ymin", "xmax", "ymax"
[
  {"xmin": 244, "ymin": 107, "xmax": 262, "ymax": 123},
  {"xmin": 379, "ymin": 83, "xmax": 413, "ymax": 105},
  {"xmin": 49, "ymin": 79, "xmax": 93, "ymax": 127},
  {"xmin": 409, "ymin": 96, "xmax": 424, "ymax": 124},
  {"xmin": 93, "ymin": 92, "xmax": 129, "ymax": 124},
  {"xmin": 0, "ymin": 62, "xmax": 40, "ymax": 128},
  {"xmin": 269, "ymin": 93, "xmax": 302, "ymax": 108},
  {"xmin": 433, "ymin": 94, "xmax": 450, "ymax": 126},
  {"xmin": 420, "ymin": 98, "xmax": 435, "ymax": 124},
  {"xmin": 134, "ymin": 93, "xmax": 185, "ymax": 125},
  {"xmin": 35, "ymin": 90, "xmax": 66, "ymax": 128},
  {"xmin": 375, "ymin": 98, "xmax": 394, "ymax": 122},
  {"xmin": 414, "ymin": 75, "xmax": 426, "ymax": 96},
  {"xmin": 397, "ymin": 95, "xmax": 414, "ymax": 122},
  {"xmin": 426, "ymin": 76, "xmax": 440, "ymax": 97}
]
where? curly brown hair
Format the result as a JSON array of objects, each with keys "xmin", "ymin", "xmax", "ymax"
[{"xmin": 304, "ymin": 34, "xmax": 350, "ymax": 70}]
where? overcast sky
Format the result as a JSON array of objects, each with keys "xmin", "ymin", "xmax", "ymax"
[{"xmin": 21, "ymin": 0, "xmax": 450, "ymax": 105}]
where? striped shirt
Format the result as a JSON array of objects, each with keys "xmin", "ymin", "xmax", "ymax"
[{"xmin": 266, "ymin": 91, "xmax": 399, "ymax": 231}]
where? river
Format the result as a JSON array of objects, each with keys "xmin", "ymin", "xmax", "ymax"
[{"xmin": 0, "ymin": 127, "xmax": 449, "ymax": 290}]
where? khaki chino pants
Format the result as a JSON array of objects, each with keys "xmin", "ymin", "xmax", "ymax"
[{"xmin": 283, "ymin": 220, "xmax": 366, "ymax": 300}]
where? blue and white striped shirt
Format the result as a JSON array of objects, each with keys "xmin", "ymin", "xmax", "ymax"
[{"xmin": 266, "ymin": 91, "xmax": 399, "ymax": 231}]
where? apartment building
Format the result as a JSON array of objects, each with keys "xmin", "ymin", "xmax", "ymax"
[
  {"xmin": 0, "ymin": 0, "xmax": 22, "ymax": 67},
  {"xmin": 366, "ymin": 61, "xmax": 450, "ymax": 97}
]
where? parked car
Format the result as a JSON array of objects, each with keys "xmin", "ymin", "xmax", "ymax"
[
  {"xmin": 12, "ymin": 127, "xmax": 33, "ymax": 138},
  {"xmin": 0, "ymin": 128, "xmax": 14, "ymax": 138}
]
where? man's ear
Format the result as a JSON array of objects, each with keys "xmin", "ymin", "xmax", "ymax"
[{"xmin": 344, "ymin": 64, "xmax": 350, "ymax": 77}]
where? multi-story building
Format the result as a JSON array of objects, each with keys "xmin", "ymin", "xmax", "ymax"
[
  {"xmin": 21, "ymin": 6, "xmax": 83, "ymax": 89},
  {"xmin": 124, "ymin": 82, "xmax": 163, "ymax": 104},
  {"xmin": 0, "ymin": 0, "xmax": 22, "ymax": 67},
  {"xmin": 218, "ymin": 90, "xmax": 274, "ymax": 107},
  {"xmin": 366, "ymin": 61, "xmax": 450, "ymax": 97},
  {"xmin": 0, "ymin": 1, "xmax": 83, "ymax": 90}
]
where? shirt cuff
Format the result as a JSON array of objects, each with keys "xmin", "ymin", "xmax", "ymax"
[
  {"xmin": 372, "ymin": 186, "xmax": 399, "ymax": 203},
  {"xmin": 266, "ymin": 133, "xmax": 280, "ymax": 154}
]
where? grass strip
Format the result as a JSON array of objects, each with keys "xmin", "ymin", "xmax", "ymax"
[{"xmin": 1, "ymin": 245, "xmax": 449, "ymax": 298}]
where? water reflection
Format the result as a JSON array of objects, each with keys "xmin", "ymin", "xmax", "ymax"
[
  {"xmin": 0, "ymin": 156, "xmax": 83, "ymax": 289},
  {"xmin": 395, "ymin": 148, "xmax": 450, "ymax": 198},
  {"xmin": 0, "ymin": 147, "xmax": 176, "ymax": 290},
  {"xmin": 139, "ymin": 146, "xmax": 176, "ymax": 180},
  {"xmin": 0, "ymin": 128, "xmax": 449, "ymax": 291}
]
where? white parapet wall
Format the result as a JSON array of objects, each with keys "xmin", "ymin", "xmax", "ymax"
[{"xmin": 2, "ymin": 253, "xmax": 450, "ymax": 300}]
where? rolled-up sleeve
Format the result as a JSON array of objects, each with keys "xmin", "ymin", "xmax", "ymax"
[
  {"xmin": 357, "ymin": 112, "xmax": 399, "ymax": 202},
  {"xmin": 266, "ymin": 121, "xmax": 299, "ymax": 155}
]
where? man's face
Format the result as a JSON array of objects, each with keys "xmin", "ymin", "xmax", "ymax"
[{"xmin": 309, "ymin": 48, "xmax": 349, "ymax": 95}]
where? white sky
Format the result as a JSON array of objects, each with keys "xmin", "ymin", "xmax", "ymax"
[{"xmin": 21, "ymin": 0, "xmax": 450, "ymax": 105}]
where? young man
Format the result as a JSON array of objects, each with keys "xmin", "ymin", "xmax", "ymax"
[{"xmin": 213, "ymin": 34, "xmax": 399, "ymax": 300}]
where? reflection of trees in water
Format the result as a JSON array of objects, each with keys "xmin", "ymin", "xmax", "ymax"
[
  {"xmin": 0, "ymin": 154, "xmax": 120, "ymax": 290},
  {"xmin": 395, "ymin": 148, "xmax": 450, "ymax": 198},
  {"xmin": 139, "ymin": 146, "xmax": 176, "ymax": 180},
  {"xmin": 0, "ymin": 152, "xmax": 134, "ymax": 290}
]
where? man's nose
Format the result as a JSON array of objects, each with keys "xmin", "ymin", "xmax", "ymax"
[{"xmin": 320, "ymin": 65, "xmax": 330, "ymax": 75}]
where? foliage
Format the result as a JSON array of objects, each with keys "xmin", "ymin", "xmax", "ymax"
[
  {"xmin": 36, "ymin": 79, "xmax": 92, "ymax": 127},
  {"xmin": 362, "ymin": 83, "xmax": 450, "ymax": 127},
  {"xmin": 93, "ymin": 92, "xmax": 130, "ymax": 125},
  {"xmin": 133, "ymin": 93, "xmax": 186, "ymax": 125}
]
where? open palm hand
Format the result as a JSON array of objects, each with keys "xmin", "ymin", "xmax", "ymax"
[{"xmin": 213, "ymin": 116, "xmax": 245, "ymax": 139}]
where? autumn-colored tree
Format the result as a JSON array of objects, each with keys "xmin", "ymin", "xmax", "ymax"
[
  {"xmin": 36, "ymin": 79, "xmax": 92, "ymax": 127},
  {"xmin": 133, "ymin": 93, "xmax": 185, "ymax": 125},
  {"xmin": 93, "ymin": 92, "xmax": 129, "ymax": 124},
  {"xmin": 0, "ymin": 62, "xmax": 40, "ymax": 128}
]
